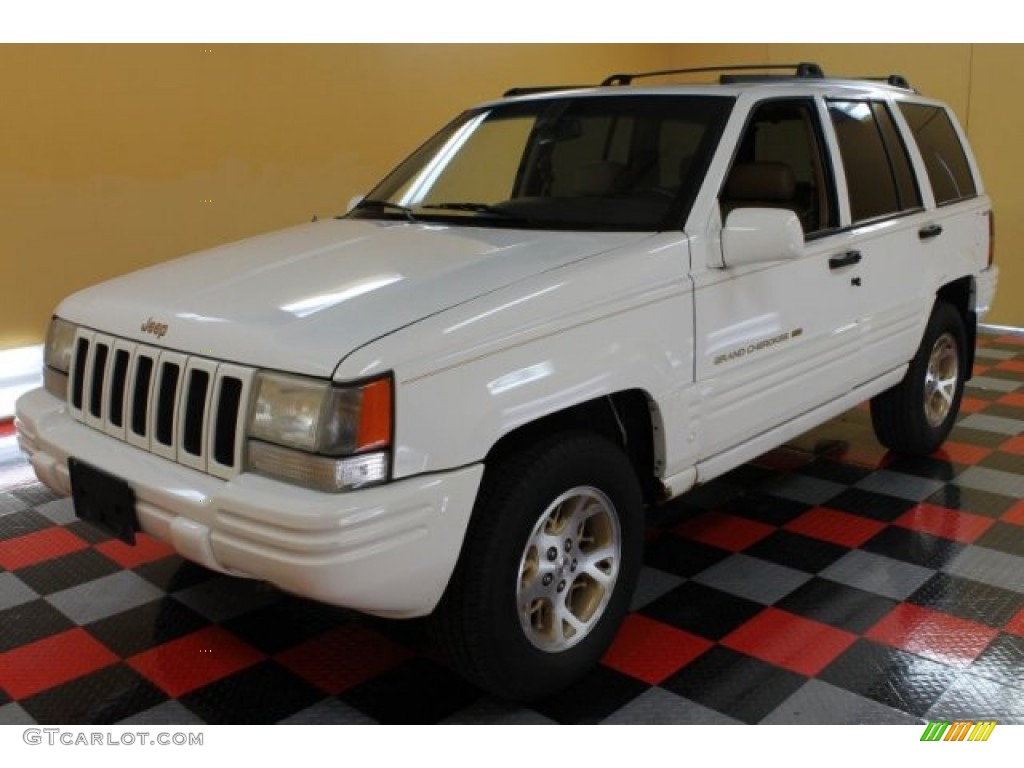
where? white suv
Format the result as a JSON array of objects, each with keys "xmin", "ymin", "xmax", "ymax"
[{"xmin": 16, "ymin": 63, "xmax": 997, "ymax": 700}]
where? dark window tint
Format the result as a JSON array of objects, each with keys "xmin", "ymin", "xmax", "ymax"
[
  {"xmin": 829, "ymin": 101, "xmax": 902, "ymax": 222},
  {"xmin": 720, "ymin": 99, "xmax": 837, "ymax": 236},
  {"xmin": 872, "ymin": 102, "xmax": 921, "ymax": 211},
  {"xmin": 899, "ymin": 103, "xmax": 977, "ymax": 205}
]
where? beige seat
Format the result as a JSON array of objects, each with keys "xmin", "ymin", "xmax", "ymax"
[{"xmin": 722, "ymin": 162, "xmax": 797, "ymax": 218}]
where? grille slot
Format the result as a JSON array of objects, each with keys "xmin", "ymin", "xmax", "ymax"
[{"xmin": 66, "ymin": 330, "xmax": 250, "ymax": 478}]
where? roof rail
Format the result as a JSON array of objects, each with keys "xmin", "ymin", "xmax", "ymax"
[
  {"xmin": 854, "ymin": 74, "xmax": 915, "ymax": 91},
  {"xmin": 600, "ymin": 62, "xmax": 824, "ymax": 86},
  {"xmin": 502, "ymin": 84, "xmax": 594, "ymax": 98}
]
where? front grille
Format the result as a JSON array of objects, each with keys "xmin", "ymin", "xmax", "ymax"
[{"xmin": 68, "ymin": 330, "xmax": 252, "ymax": 479}]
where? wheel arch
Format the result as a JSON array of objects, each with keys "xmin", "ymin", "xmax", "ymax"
[{"xmin": 937, "ymin": 276, "xmax": 977, "ymax": 379}]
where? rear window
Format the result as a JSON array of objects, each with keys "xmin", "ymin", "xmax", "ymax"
[{"xmin": 899, "ymin": 103, "xmax": 977, "ymax": 205}]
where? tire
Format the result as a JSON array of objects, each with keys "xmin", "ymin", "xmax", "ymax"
[
  {"xmin": 431, "ymin": 432, "xmax": 643, "ymax": 701},
  {"xmin": 870, "ymin": 301, "xmax": 968, "ymax": 455}
]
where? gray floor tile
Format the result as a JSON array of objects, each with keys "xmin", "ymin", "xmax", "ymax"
[
  {"xmin": 820, "ymin": 550, "xmax": 935, "ymax": 601},
  {"xmin": 34, "ymin": 497, "xmax": 76, "ymax": 526},
  {"xmin": 958, "ymin": 413, "xmax": 1024, "ymax": 436},
  {"xmin": 954, "ymin": 466, "xmax": 1024, "ymax": 499},
  {"xmin": 692, "ymin": 553, "xmax": 811, "ymax": 604},
  {"xmin": 976, "ymin": 347, "xmax": 1017, "ymax": 361},
  {"xmin": 966, "ymin": 376, "xmax": 1022, "ymax": 393},
  {"xmin": 171, "ymin": 575, "xmax": 282, "ymax": 622},
  {"xmin": 926, "ymin": 673, "xmax": 1024, "ymax": 724},
  {"xmin": 118, "ymin": 700, "xmax": 205, "ymax": 725},
  {"xmin": 0, "ymin": 572, "xmax": 39, "ymax": 612},
  {"xmin": 943, "ymin": 546, "xmax": 1024, "ymax": 593},
  {"xmin": 0, "ymin": 491, "xmax": 27, "ymax": 516},
  {"xmin": 601, "ymin": 687, "xmax": 741, "ymax": 724},
  {"xmin": 855, "ymin": 470, "xmax": 946, "ymax": 502},
  {"xmin": 46, "ymin": 571, "xmax": 165, "ymax": 624},
  {"xmin": 761, "ymin": 679, "xmax": 923, "ymax": 724},
  {"xmin": 630, "ymin": 566, "xmax": 686, "ymax": 611},
  {"xmin": 280, "ymin": 698, "xmax": 379, "ymax": 725},
  {"xmin": 442, "ymin": 698, "xmax": 557, "ymax": 725},
  {"xmin": 0, "ymin": 703, "xmax": 36, "ymax": 725},
  {"xmin": 760, "ymin": 474, "xmax": 845, "ymax": 506}
]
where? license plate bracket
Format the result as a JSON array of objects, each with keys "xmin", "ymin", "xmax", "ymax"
[{"xmin": 68, "ymin": 458, "xmax": 139, "ymax": 545}]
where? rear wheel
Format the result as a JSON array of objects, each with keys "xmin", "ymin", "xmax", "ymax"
[
  {"xmin": 870, "ymin": 301, "xmax": 967, "ymax": 455},
  {"xmin": 431, "ymin": 432, "xmax": 643, "ymax": 701}
]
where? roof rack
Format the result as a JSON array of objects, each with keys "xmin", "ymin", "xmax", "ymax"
[
  {"xmin": 600, "ymin": 62, "xmax": 824, "ymax": 86},
  {"xmin": 855, "ymin": 74, "xmax": 915, "ymax": 91},
  {"xmin": 502, "ymin": 84, "xmax": 594, "ymax": 98}
]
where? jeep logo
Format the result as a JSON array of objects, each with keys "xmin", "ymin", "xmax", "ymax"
[{"xmin": 140, "ymin": 318, "xmax": 168, "ymax": 339}]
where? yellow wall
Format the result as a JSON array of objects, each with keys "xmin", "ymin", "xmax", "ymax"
[
  {"xmin": 0, "ymin": 44, "xmax": 672, "ymax": 349},
  {"xmin": 671, "ymin": 44, "xmax": 1019, "ymax": 326},
  {"xmin": 2, "ymin": 44, "xmax": 1020, "ymax": 351}
]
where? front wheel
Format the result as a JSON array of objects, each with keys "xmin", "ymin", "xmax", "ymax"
[
  {"xmin": 870, "ymin": 301, "xmax": 968, "ymax": 455},
  {"xmin": 431, "ymin": 432, "xmax": 643, "ymax": 701}
]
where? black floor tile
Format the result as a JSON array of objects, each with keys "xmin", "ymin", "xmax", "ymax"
[
  {"xmin": 946, "ymin": 426, "xmax": 1014, "ymax": 448},
  {"xmin": 20, "ymin": 664, "xmax": 166, "ymax": 724},
  {"xmin": 65, "ymin": 519, "xmax": 114, "ymax": 544},
  {"xmin": 86, "ymin": 598, "xmax": 210, "ymax": 658},
  {"xmin": 533, "ymin": 664, "xmax": 650, "ymax": 723},
  {"xmin": 861, "ymin": 526, "xmax": 966, "ymax": 570},
  {"xmin": 0, "ymin": 509, "xmax": 52, "ymax": 541},
  {"xmin": 826, "ymin": 489, "xmax": 917, "ymax": 522},
  {"xmin": 979, "ymin": 403, "xmax": 1024, "ymax": 421},
  {"xmin": 14, "ymin": 549, "xmax": 121, "ymax": 595},
  {"xmin": 719, "ymin": 464, "xmax": 779, "ymax": 490},
  {"xmin": 776, "ymin": 577, "xmax": 897, "ymax": 634},
  {"xmin": 745, "ymin": 530, "xmax": 848, "ymax": 574},
  {"xmin": 980, "ymin": 451, "xmax": 1024, "ymax": 475},
  {"xmin": 819, "ymin": 638, "xmax": 957, "ymax": 717},
  {"xmin": 133, "ymin": 558, "xmax": 218, "ymax": 593},
  {"xmin": 974, "ymin": 522, "xmax": 1024, "ymax": 557},
  {"xmin": 795, "ymin": 458, "xmax": 874, "ymax": 486},
  {"xmin": 640, "ymin": 582, "xmax": 763, "ymax": 640},
  {"xmin": 9, "ymin": 485, "xmax": 58, "ymax": 507},
  {"xmin": 969, "ymin": 634, "xmax": 1024, "ymax": 690},
  {"xmin": 643, "ymin": 535, "xmax": 729, "ymax": 579},
  {"xmin": 885, "ymin": 455, "xmax": 962, "ymax": 483},
  {"xmin": 909, "ymin": 572, "xmax": 1023, "ymax": 629},
  {"xmin": 660, "ymin": 646, "xmax": 806, "ymax": 723},
  {"xmin": 923, "ymin": 485, "xmax": 1018, "ymax": 519},
  {"xmin": 340, "ymin": 657, "xmax": 482, "ymax": 724},
  {"xmin": 222, "ymin": 599, "xmax": 353, "ymax": 655},
  {"xmin": 721, "ymin": 491, "xmax": 810, "ymax": 527},
  {"xmin": 180, "ymin": 660, "xmax": 325, "ymax": 724},
  {"xmin": 0, "ymin": 599, "xmax": 76, "ymax": 653}
]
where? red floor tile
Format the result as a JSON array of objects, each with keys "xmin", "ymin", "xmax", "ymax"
[
  {"xmin": 673, "ymin": 511, "xmax": 775, "ymax": 552},
  {"xmin": 1000, "ymin": 435, "xmax": 1024, "ymax": 456},
  {"xmin": 96, "ymin": 533, "xmax": 174, "ymax": 569},
  {"xmin": 275, "ymin": 624, "xmax": 413, "ymax": 694},
  {"xmin": 1003, "ymin": 500, "xmax": 1024, "ymax": 527},
  {"xmin": 866, "ymin": 603, "xmax": 998, "ymax": 668},
  {"xmin": 127, "ymin": 626, "xmax": 265, "ymax": 697},
  {"xmin": 1005, "ymin": 608, "xmax": 1024, "ymax": 637},
  {"xmin": 972, "ymin": 363, "xmax": 990, "ymax": 376},
  {"xmin": 894, "ymin": 503, "xmax": 994, "ymax": 544},
  {"xmin": 603, "ymin": 613, "xmax": 712, "ymax": 685},
  {"xmin": 995, "ymin": 359, "xmax": 1024, "ymax": 373},
  {"xmin": 785, "ymin": 506, "xmax": 887, "ymax": 548},
  {"xmin": 958, "ymin": 396, "xmax": 990, "ymax": 414},
  {"xmin": 933, "ymin": 441, "xmax": 992, "ymax": 465},
  {"xmin": 0, "ymin": 421, "xmax": 14, "ymax": 438},
  {"xmin": 721, "ymin": 607, "xmax": 856, "ymax": 676},
  {"xmin": 0, "ymin": 628, "xmax": 118, "ymax": 699},
  {"xmin": 994, "ymin": 334, "xmax": 1024, "ymax": 347},
  {"xmin": 0, "ymin": 527, "xmax": 89, "ymax": 570},
  {"xmin": 997, "ymin": 392, "xmax": 1024, "ymax": 408}
]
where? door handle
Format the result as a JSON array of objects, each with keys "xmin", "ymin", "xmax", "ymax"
[
  {"xmin": 919, "ymin": 224, "xmax": 944, "ymax": 240},
  {"xmin": 829, "ymin": 250, "xmax": 862, "ymax": 269}
]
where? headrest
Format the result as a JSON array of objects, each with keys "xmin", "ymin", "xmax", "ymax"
[
  {"xmin": 574, "ymin": 161, "xmax": 625, "ymax": 196},
  {"xmin": 725, "ymin": 162, "xmax": 796, "ymax": 202}
]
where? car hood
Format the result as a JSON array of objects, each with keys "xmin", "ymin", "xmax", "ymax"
[{"xmin": 58, "ymin": 219, "xmax": 650, "ymax": 377}]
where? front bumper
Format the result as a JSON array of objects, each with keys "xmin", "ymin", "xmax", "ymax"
[{"xmin": 15, "ymin": 387, "xmax": 483, "ymax": 618}]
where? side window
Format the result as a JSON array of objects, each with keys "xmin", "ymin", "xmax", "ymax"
[
  {"xmin": 828, "ymin": 100, "xmax": 921, "ymax": 223},
  {"xmin": 899, "ymin": 103, "xmax": 978, "ymax": 205},
  {"xmin": 720, "ymin": 99, "xmax": 837, "ymax": 237}
]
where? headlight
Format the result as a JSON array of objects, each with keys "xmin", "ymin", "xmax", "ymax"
[
  {"xmin": 43, "ymin": 316, "xmax": 78, "ymax": 399},
  {"xmin": 246, "ymin": 371, "xmax": 393, "ymax": 492}
]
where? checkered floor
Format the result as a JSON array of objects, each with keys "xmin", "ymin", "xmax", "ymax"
[{"xmin": 2, "ymin": 334, "xmax": 1023, "ymax": 725}]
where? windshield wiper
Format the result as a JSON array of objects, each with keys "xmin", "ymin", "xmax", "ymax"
[
  {"xmin": 352, "ymin": 199, "xmax": 417, "ymax": 222},
  {"xmin": 420, "ymin": 202, "xmax": 517, "ymax": 217}
]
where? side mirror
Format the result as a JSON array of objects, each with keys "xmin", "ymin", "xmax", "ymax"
[
  {"xmin": 346, "ymin": 194, "xmax": 365, "ymax": 213},
  {"xmin": 721, "ymin": 208, "xmax": 803, "ymax": 268}
]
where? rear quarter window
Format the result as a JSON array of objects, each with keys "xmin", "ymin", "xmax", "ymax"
[{"xmin": 899, "ymin": 103, "xmax": 978, "ymax": 205}]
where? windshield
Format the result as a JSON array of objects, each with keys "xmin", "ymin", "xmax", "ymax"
[{"xmin": 351, "ymin": 95, "xmax": 734, "ymax": 231}]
